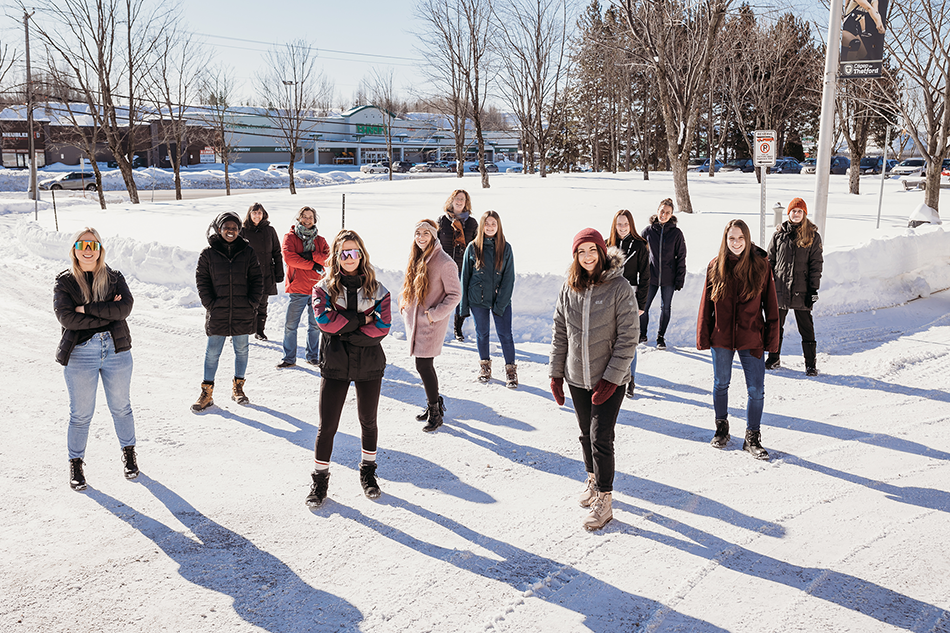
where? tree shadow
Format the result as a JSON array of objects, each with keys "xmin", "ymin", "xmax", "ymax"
[
  {"xmin": 86, "ymin": 476, "xmax": 364, "ymax": 632},
  {"xmin": 328, "ymin": 492, "xmax": 730, "ymax": 633},
  {"xmin": 614, "ymin": 500, "xmax": 949, "ymax": 630},
  {"xmin": 444, "ymin": 420, "xmax": 784, "ymax": 536},
  {"xmin": 207, "ymin": 405, "xmax": 495, "ymax": 504}
]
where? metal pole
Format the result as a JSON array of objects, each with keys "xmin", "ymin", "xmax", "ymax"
[
  {"xmin": 24, "ymin": 10, "xmax": 38, "ymax": 214},
  {"xmin": 760, "ymin": 168, "xmax": 767, "ymax": 246},
  {"xmin": 341, "ymin": 193, "xmax": 345, "ymax": 228},
  {"xmin": 876, "ymin": 124, "xmax": 891, "ymax": 229},
  {"xmin": 814, "ymin": 0, "xmax": 843, "ymax": 240}
]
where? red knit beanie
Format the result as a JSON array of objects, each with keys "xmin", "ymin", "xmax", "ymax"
[
  {"xmin": 572, "ymin": 228, "xmax": 607, "ymax": 255},
  {"xmin": 787, "ymin": 197, "xmax": 807, "ymax": 216}
]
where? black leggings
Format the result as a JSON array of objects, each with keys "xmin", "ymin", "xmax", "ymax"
[
  {"xmin": 415, "ymin": 357, "xmax": 440, "ymax": 403},
  {"xmin": 568, "ymin": 383, "xmax": 625, "ymax": 493},
  {"xmin": 313, "ymin": 377, "xmax": 381, "ymax": 463},
  {"xmin": 777, "ymin": 308, "xmax": 816, "ymax": 354}
]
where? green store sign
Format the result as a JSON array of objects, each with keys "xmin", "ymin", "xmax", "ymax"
[{"xmin": 356, "ymin": 124, "xmax": 387, "ymax": 135}]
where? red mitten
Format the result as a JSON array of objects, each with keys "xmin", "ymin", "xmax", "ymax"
[
  {"xmin": 591, "ymin": 379, "xmax": 618, "ymax": 405},
  {"xmin": 550, "ymin": 377, "xmax": 565, "ymax": 406}
]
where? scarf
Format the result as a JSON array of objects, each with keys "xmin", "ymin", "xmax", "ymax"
[{"xmin": 295, "ymin": 223, "xmax": 319, "ymax": 252}]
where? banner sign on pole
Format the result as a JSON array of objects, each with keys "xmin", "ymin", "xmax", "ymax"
[{"xmin": 840, "ymin": 0, "xmax": 890, "ymax": 78}]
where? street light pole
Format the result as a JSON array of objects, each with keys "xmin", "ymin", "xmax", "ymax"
[
  {"xmin": 813, "ymin": 0, "xmax": 843, "ymax": 239},
  {"xmin": 24, "ymin": 10, "xmax": 38, "ymax": 212}
]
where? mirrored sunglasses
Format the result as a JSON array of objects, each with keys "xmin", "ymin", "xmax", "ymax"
[
  {"xmin": 340, "ymin": 249, "xmax": 362, "ymax": 261},
  {"xmin": 74, "ymin": 240, "xmax": 101, "ymax": 251}
]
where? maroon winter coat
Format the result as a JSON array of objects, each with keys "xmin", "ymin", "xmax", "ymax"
[{"xmin": 696, "ymin": 247, "xmax": 780, "ymax": 359}]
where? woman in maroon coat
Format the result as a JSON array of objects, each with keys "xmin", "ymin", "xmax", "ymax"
[{"xmin": 697, "ymin": 219, "xmax": 779, "ymax": 460}]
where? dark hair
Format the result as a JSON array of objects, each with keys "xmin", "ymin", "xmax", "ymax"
[
  {"xmin": 473, "ymin": 210, "xmax": 507, "ymax": 271},
  {"xmin": 244, "ymin": 202, "xmax": 268, "ymax": 227},
  {"xmin": 566, "ymin": 242, "xmax": 606, "ymax": 292},
  {"xmin": 606, "ymin": 209, "xmax": 646, "ymax": 247},
  {"xmin": 710, "ymin": 219, "xmax": 768, "ymax": 303}
]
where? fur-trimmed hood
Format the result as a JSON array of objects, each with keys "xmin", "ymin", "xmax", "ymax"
[{"xmin": 648, "ymin": 213, "xmax": 679, "ymax": 228}]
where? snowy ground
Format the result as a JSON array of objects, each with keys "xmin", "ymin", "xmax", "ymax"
[{"xmin": 1, "ymin": 171, "xmax": 948, "ymax": 632}]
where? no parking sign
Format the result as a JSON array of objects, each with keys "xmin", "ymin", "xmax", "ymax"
[{"xmin": 754, "ymin": 130, "xmax": 777, "ymax": 167}]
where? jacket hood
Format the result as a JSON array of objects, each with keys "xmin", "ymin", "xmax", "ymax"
[
  {"xmin": 207, "ymin": 211, "xmax": 243, "ymax": 242},
  {"xmin": 602, "ymin": 246, "xmax": 626, "ymax": 281},
  {"xmin": 648, "ymin": 214, "xmax": 679, "ymax": 228}
]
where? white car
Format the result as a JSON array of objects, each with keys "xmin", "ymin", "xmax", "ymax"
[
  {"xmin": 267, "ymin": 164, "xmax": 289, "ymax": 172},
  {"xmin": 360, "ymin": 163, "xmax": 389, "ymax": 174},
  {"xmin": 891, "ymin": 158, "xmax": 926, "ymax": 176}
]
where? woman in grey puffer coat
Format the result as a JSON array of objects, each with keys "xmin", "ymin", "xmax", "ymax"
[{"xmin": 549, "ymin": 228, "xmax": 639, "ymax": 531}]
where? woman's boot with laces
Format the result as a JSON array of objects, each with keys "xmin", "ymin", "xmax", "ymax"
[
  {"xmin": 583, "ymin": 491, "xmax": 613, "ymax": 531},
  {"xmin": 578, "ymin": 473, "xmax": 596, "ymax": 507}
]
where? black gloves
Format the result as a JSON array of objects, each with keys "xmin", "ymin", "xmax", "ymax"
[
  {"xmin": 301, "ymin": 251, "xmax": 314, "ymax": 261},
  {"xmin": 806, "ymin": 291, "xmax": 818, "ymax": 308}
]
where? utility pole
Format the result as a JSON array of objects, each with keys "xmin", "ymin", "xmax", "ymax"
[
  {"xmin": 24, "ymin": 10, "xmax": 38, "ymax": 210},
  {"xmin": 813, "ymin": 0, "xmax": 843, "ymax": 239}
]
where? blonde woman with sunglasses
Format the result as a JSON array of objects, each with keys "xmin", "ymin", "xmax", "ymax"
[
  {"xmin": 53, "ymin": 228, "xmax": 138, "ymax": 491},
  {"xmin": 305, "ymin": 230, "xmax": 391, "ymax": 507}
]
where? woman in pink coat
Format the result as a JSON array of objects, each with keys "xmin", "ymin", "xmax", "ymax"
[{"xmin": 400, "ymin": 219, "xmax": 462, "ymax": 432}]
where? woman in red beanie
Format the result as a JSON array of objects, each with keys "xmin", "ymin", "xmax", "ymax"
[
  {"xmin": 549, "ymin": 228, "xmax": 639, "ymax": 530},
  {"xmin": 766, "ymin": 197, "xmax": 824, "ymax": 375}
]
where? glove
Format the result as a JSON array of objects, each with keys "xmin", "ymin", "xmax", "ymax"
[
  {"xmin": 301, "ymin": 251, "xmax": 314, "ymax": 261},
  {"xmin": 591, "ymin": 379, "xmax": 618, "ymax": 405},
  {"xmin": 806, "ymin": 291, "xmax": 818, "ymax": 308},
  {"xmin": 550, "ymin": 377, "xmax": 565, "ymax": 406},
  {"xmin": 313, "ymin": 263, "xmax": 324, "ymax": 274},
  {"xmin": 675, "ymin": 283, "xmax": 684, "ymax": 291}
]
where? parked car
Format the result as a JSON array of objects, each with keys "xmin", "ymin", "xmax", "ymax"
[
  {"xmin": 691, "ymin": 158, "xmax": 724, "ymax": 172},
  {"xmin": 107, "ymin": 156, "xmax": 144, "ymax": 168},
  {"xmin": 409, "ymin": 161, "xmax": 451, "ymax": 173},
  {"xmin": 830, "ymin": 156, "xmax": 851, "ymax": 174},
  {"xmin": 38, "ymin": 171, "xmax": 98, "ymax": 191},
  {"xmin": 390, "ymin": 160, "xmax": 414, "ymax": 173},
  {"xmin": 360, "ymin": 162, "xmax": 389, "ymax": 174},
  {"xmin": 802, "ymin": 158, "xmax": 817, "ymax": 174},
  {"xmin": 267, "ymin": 164, "xmax": 289, "ymax": 172},
  {"xmin": 721, "ymin": 158, "xmax": 755, "ymax": 173},
  {"xmin": 771, "ymin": 158, "xmax": 802, "ymax": 174},
  {"xmin": 506, "ymin": 165, "xmax": 524, "ymax": 174},
  {"xmin": 468, "ymin": 162, "xmax": 499, "ymax": 173},
  {"xmin": 891, "ymin": 158, "xmax": 926, "ymax": 176},
  {"xmin": 852, "ymin": 156, "xmax": 898, "ymax": 175}
]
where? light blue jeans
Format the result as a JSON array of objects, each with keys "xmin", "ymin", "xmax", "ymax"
[
  {"xmin": 282, "ymin": 293, "xmax": 320, "ymax": 364},
  {"xmin": 64, "ymin": 332, "xmax": 135, "ymax": 460},
  {"xmin": 710, "ymin": 347, "xmax": 765, "ymax": 431},
  {"xmin": 204, "ymin": 335, "xmax": 249, "ymax": 382}
]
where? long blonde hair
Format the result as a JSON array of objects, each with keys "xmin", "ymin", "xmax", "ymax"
[
  {"xmin": 69, "ymin": 227, "xmax": 110, "ymax": 303},
  {"xmin": 400, "ymin": 219, "xmax": 438, "ymax": 309},
  {"xmin": 796, "ymin": 217, "xmax": 818, "ymax": 249},
  {"xmin": 323, "ymin": 229, "xmax": 378, "ymax": 304},
  {"xmin": 709, "ymin": 219, "xmax": 769, "ymax": 303},
  {"xmin": 472, "ymin": 210, "xmax": 507, "ymax": 271}
]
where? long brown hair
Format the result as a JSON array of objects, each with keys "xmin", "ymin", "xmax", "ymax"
[
  {"xmin": 442, "ymin": 189, "xmax": 471, "ymax": 216},
  {"xmin": 710, "ymin": 219, "xmax": 768, "ymax": 303},
  {"xmin": 567, "ymin": 244, "xmax": 606, "ymax": 292},
  {"xmin": 606, "ymin": 209, "xmax": 646, "ymax": 247},
  {"xmin": 795, "ymin": 217, "xmax": 818, "ymax": 249},
  {"xmin": 324, "ymin": 229, "xmax": 378, "ymax": 304},
  {"xmin": 69, "ymin": 227, "xmax": 110, "ymax": 303},
  {"xmin": 472, "ymin": 210, "xmax": 507, "ymax": 271},
  {"xmin": 400, "ymin": 219, "xmax": 439, "ymax": 309}
]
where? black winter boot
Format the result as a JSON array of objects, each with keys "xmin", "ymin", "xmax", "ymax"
[
  {"xmin": 255, "ymin": 314, "xmax": 268, "ymax": 341},
  {"xmin": 306, "ymin": 471, "xmax": 330, "ymax": 508},
  {"xmin": 765, "ymin": 353, "xmax": 781, "ymax": 370},
  {"xmin": 625, "ymin": 381, "xmax": 635, "ymax": 398},
  {"xmin": 711, "ymin": 419, "xmax": 730, "ymax": 449},
  {"xmin": 803, "ymin": 341, "xmax": 818, "ymax": 376},
  {"xmin": 422, "ymin": 398, "xmax": 445, "ymax": 432},
  {"xmin": 454, "ymin": 314, "xmax": 465, "ymax": 341},
  {"xmin": 415, "ymin": 395, "xmax": 444, "ymax": 421},
  {"xmin": 743, "ymin": 429, "xmax": 770, "ymax": 460},
  {"xmin": 122, "ymin": 446, "xmax": 139, "ymax": 480},
  {"xmin": 69, "ymin": 458, "xmax": 87, "ymax": 491},
  {"xmin": 359, "ymin": 461, "xmax": 382, "ymax": 499}
]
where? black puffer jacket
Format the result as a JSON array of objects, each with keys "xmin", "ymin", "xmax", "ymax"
[
  {"xmin": 614, "ymin": 234, "xmax": 650, "ymax": 309},
  {"xmin": 767, "ymin": 221, "xmax": 823, "ymax": 311},
  {"xmin": 438, "ymin": 211, "xmax": 478, "ymax": 272},
  {"xmin": 240, "ymin": 218, "xmax": 284, "ymax": 296},
  {"xmin": 54, "ymin": 268, "xmax": 134, "ymax": 366},
  {"xmin": 196, "ymin": 218, "xmax": 264, "ymax": 336},
  {"xmin": 642, "ymin": 215, "xmax": 687, "ymax": 289}
]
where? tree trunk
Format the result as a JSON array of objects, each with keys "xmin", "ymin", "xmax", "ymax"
[
  {"xmin": 671, "ymin": 154, "xmax": 693, "ymax": 213},
  {"xmin": 225, "ymin": 161, "xmax": 231, "ymax": 196},
  {"xmin": 924, "ymin": 165, "xmax": 942, "ymax": 213}
]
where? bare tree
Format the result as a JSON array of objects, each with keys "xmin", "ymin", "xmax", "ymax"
[
  {"xmin": 617, "ymin": 0, "xmax": 731, "ymax": 213},
  {"xmin": 257, "ymin": 39, "xmax": 333, "ymax": 195},
  {"xmin": 0, "ymin": 43, "xmax": 18, "ymax": 93},
  {"xmin": 146, "ymin": 29, "xmax": 206, "ymax": 200},
  {"xmin": 885, "ymin": 0, "xmax": 950, "ymax": 215},
  {"xmin": 458, "ymin": 0, "xmax": 496, "ymax": 188},
  {"xmin": 494, "ymin": 0, "xmax": 572, "ymax": 178},
  {"xmin": 198, "ymin": 65, "xmax": 240, "ymax": 195},
  {"xmin": 25, "ymin": 0, "xmax": 173, "ymax": 204},
  {"xmin": 415, "ymin": 0, "xmax": 472, "ymax": 178},
  {"xmin": 369, "ymin": 67, "xmax": 402, "ymax": 181}
]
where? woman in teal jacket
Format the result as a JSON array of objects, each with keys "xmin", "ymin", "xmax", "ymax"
[{"xmin": 459, "ymin": 210, "xmax": 517, "ymax": 388}]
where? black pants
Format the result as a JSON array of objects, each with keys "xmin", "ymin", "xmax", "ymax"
[
  {"xmin": 415, "ymin": 357, "xmax": 440, "ymax": 403},
  {"xmin": 568, "ymin": 383, "xmax": 625, "ymax": 493},
  {"xmin": 256, "ymin": 296, "xmax": 269, "ymax": 321},
  {"xmin": 776, "ymin": 308, "xmax": 816, "ymax": 355},
  {"xmin": 314, "ymin": 377, "xmax": 381, "ymax": 463}
]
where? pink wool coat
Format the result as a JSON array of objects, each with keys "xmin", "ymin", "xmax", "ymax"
[{"xmin": 401, "ymin": 243, "xmax": 462, "ymax": 358}]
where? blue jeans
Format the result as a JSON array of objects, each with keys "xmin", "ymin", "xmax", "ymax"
[
  {"xmin": 710, "ymin": 347, "xmax": 765, "ymax": 431},
  {"xmin": 282, "ymin": 293, "xmax": 320, "ymax": 364},
  {"xmin": 470, "ymin": 304, "xmax": 515, "ymax": 364},
  {"xmin": 204, "ymin": 335, "xmax": 249, "ymax": 382},
  {"xmin": 630, "ymin": 346, "xmax": 638, "ymax": 382},
  {"xmin": 64, "ymin": 332, "xmax": 135, "ymax": 459},
  {"xmin": 640, "ymin": 284, "xmax": 675, "ymax": 340}
]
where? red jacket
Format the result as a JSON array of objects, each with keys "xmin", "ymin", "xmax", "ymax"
[
  {"xmin": 282, "ymin": 227, "xmax": 329, "ymax": 295},
  {"xmin": 697, "ymin": 248, "xmax": 780, "ymax": 358}
]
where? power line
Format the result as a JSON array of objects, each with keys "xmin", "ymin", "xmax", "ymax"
[{"xmin": 192, "ymin": 32, "xmax": 423, "ymax": 63}]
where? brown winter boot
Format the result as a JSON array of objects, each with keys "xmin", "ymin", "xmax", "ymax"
[
  {"xmin": 583, "ymin": 491, "xmax": 613, "ymax": 531},
  {"xmin": 478, "ymin": 359, "xmax": 492, "ymax": 383},
  {"xmin": 191, "ymin": 381, "xmax": 214, "ymax": 412},
  {"xmin": 505, "ymin": 363, "xmax": 518, "ymax": 389},
  {"xmin": 578, "ymin": 473, "xmax": 596, "ymax": 508},
  {"xmin": 232, "ymin": 377, "xmax": 249, "ymax": 405}
]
